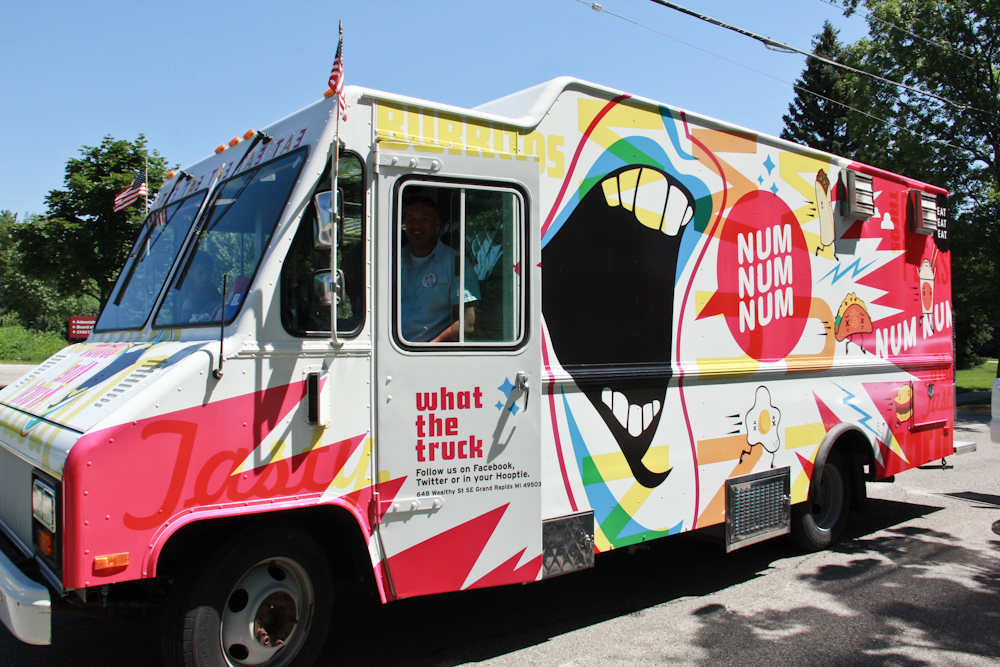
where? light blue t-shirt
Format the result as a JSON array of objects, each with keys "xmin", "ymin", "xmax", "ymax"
[{"xmin": 401, "ymin": 240, "xmax": 480, "ymax": 342}]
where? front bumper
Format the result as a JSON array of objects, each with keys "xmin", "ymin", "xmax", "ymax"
[{"xmin": 0, "ymin": 545, "xmax": 50, "ymax": 645}]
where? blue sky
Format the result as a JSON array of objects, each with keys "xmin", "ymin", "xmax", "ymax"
[{"xmin": 1, "ymin": 0, "xmax": 870, "ymax": 219}]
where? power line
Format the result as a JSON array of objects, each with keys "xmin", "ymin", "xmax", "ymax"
[
  {"xmin": 574, "ymin": 0, "xmax": 977, "ymax": 156},
  {"xmin": 814, "ymin": 0, "xmax": 978, "ymax": 63},
  {"xmin": 641, "ymin": 0, "xmax": 993, "ymax": 116}
]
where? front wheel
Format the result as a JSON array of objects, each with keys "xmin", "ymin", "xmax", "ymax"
[
  {"xmin": 163, "ymin": 526, "xmax": 333, "ymax": 667},
  {"xmin": 790, "ymin": 448, "xmax": 851, "ymax": 551}
]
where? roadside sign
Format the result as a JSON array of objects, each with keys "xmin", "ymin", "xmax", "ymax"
[{"xmin": 68, "ymin": 316, "xmax": 97, "ymax": 341}]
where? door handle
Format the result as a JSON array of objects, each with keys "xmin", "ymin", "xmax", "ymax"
[{"xmin": 516, "ymin": 371, "xmax": 529, "ymax": 412}]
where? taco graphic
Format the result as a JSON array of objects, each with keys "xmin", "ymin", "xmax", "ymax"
[{"xmin": 834, "ymin": 293, "xmax": 873, "ymax": 353}]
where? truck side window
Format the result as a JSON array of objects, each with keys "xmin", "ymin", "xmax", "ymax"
[
  {"xmin": 281, "ymin": 153, "xmax": 365, "ymax": 336},
  {"xmin": 396, "ymin": 182, "xmax": 525, "ymax": 347}
]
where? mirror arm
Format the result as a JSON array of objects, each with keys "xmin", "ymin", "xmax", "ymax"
[{"xmin": 213, "ymin": 274, "xmax": 227, "ymax": 380}]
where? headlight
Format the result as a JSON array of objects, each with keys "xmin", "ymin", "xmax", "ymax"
[{"xmin": 32, "ymin": 479, "xmax": 56, "ymax": 534}]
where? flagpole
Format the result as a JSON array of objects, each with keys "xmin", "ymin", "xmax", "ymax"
[
  {"xmin": 330, "ymin": 20, "xmax": 343, "ymax": 348},
  {"xmin": 144, "ymin": 157, "xmax": 149, "ymax": 219}
]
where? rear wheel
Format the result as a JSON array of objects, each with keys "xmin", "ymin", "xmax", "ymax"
[
  {"xmin": 791, "ymin": 448, "xmax": 851, "ymax": 551},
  {"xmin": 163, "ymin": 526, "xmax": 333, "ymax": 667}
]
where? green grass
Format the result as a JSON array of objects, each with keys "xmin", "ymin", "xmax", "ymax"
[
  {"xmin": 956, "ymin": 359, "xmax": 997, "ymax": 394},
  {"xmin": 0, "ymin": 321, "xmax": 69, "ymax": 364}
]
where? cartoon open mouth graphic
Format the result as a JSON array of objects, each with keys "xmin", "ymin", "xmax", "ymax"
[{"xmin": 543, "ymin": 165, "xmax": 695, "ymax": 488}]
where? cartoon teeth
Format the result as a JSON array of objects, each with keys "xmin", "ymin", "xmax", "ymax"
[
  {"xmin": 601, "ymin": 167, "xmax": 694, "ymax": 235},
  {"xmin": 602, "ymin": 388, "xmax": 662, "ymax": 437}
]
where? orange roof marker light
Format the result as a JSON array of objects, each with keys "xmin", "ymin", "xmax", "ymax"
[
  {"xmin": 228, "ymin": 136, "xmax": 241, "ymax": 148},
  {"xmin": 214, "ymin": 144, "xmax": 226, "ymax": 155}
]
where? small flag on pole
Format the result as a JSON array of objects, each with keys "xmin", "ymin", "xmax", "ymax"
[
  {"xmin": 326, "ymin": 22, "xmax": 347, "ymax": 121},
  {"xmin": 113, "ymin": 168, "xmax": 148, "ymax": 212}
]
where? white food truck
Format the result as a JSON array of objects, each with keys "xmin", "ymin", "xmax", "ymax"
[{"xmin": 0, "ymin": 76, "xmax": 958, "ymax": 666}]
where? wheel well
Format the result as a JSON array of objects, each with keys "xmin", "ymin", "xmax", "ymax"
[
  {"xmin": 155, "ymin": 506, "xmax": 377, "ymax": 599},
  {"xmin": 820, "ymin": 426, "xmax": 873, "ymax": 509}
]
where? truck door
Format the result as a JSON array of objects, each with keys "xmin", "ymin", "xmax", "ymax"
[{"xmin": 375, "ymin": 149, "xmax": 542, "ymax": 599}]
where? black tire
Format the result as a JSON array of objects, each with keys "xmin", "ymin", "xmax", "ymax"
[
  {"xmin": 790, "ymin": 448, "xmax": 851, "ymax": 551},
  {"xmin": 163, "ymin": 525, "xmax": 333, "ymax": 667}
]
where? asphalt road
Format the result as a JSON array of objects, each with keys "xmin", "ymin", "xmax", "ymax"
[
  {"xmin": 1, "ymin": 410, "xmax": 997, "ymax": 667},
  {"xmin": 0, "ymin": 364, "xmax": 35, "ymax": 389}
]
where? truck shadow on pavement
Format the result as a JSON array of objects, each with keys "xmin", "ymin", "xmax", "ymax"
[
  {"xmin": 7, "ymin": 496, "xmax": 997, "ymax": 667},
  {"xmin": 690, "ymin": 526, "xmax": 1000, "ymax": 666},
  {"xmin": 334, "ymin": 497, "xmax": 955, "ymax": 667}
]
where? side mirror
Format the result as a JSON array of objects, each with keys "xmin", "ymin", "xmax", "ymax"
[
  {"xmin": 313, "ymin": 188, "xmax": 344, "ymax": 250},
  {"xmin": 313, "ymin": 268, "xmax": 345, "ymax": 309}
]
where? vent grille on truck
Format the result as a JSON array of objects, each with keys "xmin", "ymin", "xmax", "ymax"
[
  {"xmin": 542, "ymin": 511, "xmax": 595, "ymax": 578},
  {"xmin": 725, "ymin": 467, "xmax": 791, "ymax": 552}
]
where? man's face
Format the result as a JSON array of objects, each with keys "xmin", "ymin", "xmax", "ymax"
[{"xmin": 403, "ymin": 201, "xmax": 440, "ymax": 257}]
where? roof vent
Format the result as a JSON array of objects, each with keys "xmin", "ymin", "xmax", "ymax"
[
  {"xmin": 909, "ymin": 190, "xmax": 939, "ymax": 236},
  {"xmin": 841, "ymin": 170, "xmax": 875, "ymax": 221}
]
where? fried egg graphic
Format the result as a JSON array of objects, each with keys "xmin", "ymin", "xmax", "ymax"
[{"xmin": 743, "ymin": 386, "xmax": 781, "ymax": 466}]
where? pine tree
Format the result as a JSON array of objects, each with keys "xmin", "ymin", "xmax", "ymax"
[{"xmin": 780, "ymin": 21, "xmax": 854, "ymax": 156}]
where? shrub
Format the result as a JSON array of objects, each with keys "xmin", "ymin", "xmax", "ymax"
[{"xmin": 0, "ymin": 314, "xmax": 69, "ymax": 363}]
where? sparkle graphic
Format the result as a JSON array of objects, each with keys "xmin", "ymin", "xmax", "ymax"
[
  {"xmin": 498, "ymin": 378, "xmax": 516, "ymax": 398},
  {"xmin": 496, "ymin": 377, "xmax": 521, "ymax": 415},
  {"xmin": 763, "ymin": 155, "xmax": 775, "ymax": 174}
]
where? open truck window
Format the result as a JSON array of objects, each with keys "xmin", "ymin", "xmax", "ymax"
[
  {"xmin": 153, "ymin": 149, "xmax": 306, "ymax": 328},
  {"xmin": 281, "ymin": 152, "xmax": 365, "ymax": 336},
  {"xmin": 94, "ymin": 190, "xmax": 207, "ymax": 331},
  {"xmin": 395, "ymin": 182, "xmax": 525, "ymax": 347}
]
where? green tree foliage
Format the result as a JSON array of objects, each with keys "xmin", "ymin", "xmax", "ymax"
[
  {"xmin": 13, "ymin": 135, "xmax": 170, "ymax": 308},
  {"xmin": 781, "ymin": 21, "xmax": 856, "ymax": 155},
  {"xmin": 832, "ymin": 0, "xmax": 998, "ymax": 367},
  {"xmin": 0, "ymin": 210, "xmax": 97, "ymax": 333}
]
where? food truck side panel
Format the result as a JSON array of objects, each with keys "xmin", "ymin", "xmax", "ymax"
[{"xmin": 521, "ymin": 86, "xmax": 953, "ymax": 551}]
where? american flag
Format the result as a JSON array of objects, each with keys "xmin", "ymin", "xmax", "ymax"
[
  {"xmin": 327, "ymin": 23, "xmax": 347, "ymax": 121},
  {"xmin": 113, "ymin": 168, "xmax": 148, "ymax": 212}
]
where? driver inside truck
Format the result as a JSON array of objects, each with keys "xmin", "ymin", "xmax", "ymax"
[{"xmin": 400, "ymin": 196, "xmax": 480, "ymax": 342}]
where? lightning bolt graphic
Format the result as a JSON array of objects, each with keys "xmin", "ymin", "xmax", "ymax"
[
  {"xmin": 820, "ymin": 257, "xmax": 878, "ymax": 285},
  {"xmin": 832, "ymin": 381, "xmax": 881, "ymax": 439}
]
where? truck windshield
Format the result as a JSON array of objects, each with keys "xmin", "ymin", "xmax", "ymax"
[
  {"xmin": 94, "ymin": 190, "xmax": 207, "ymax": 331},
  {"xmin": 154, "ymin": 148, "xmax": 307, "ymax": 328}
]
